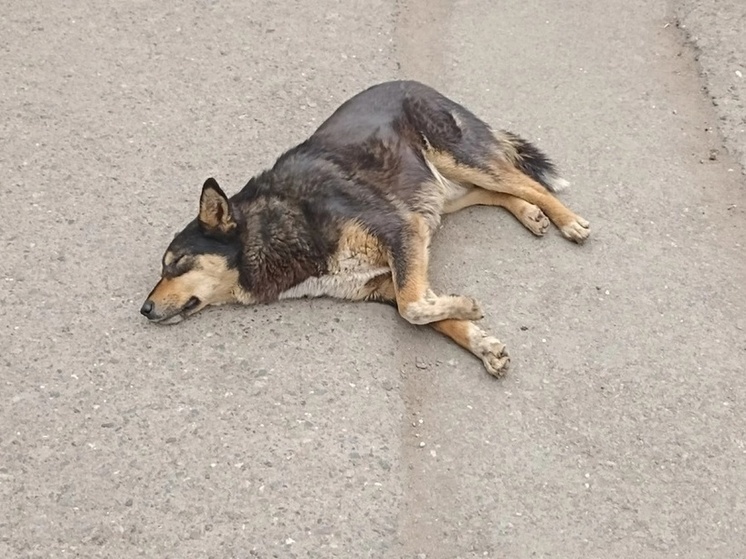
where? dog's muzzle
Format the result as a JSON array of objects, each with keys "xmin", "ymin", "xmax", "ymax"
[{"xmin": 140, "ymin": 296, "xmax": 201, "ymax": 323}]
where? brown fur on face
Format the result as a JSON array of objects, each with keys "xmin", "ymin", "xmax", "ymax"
[{"xmin": 145, "ymin": 254, "xmax": 242, "ymax": 324}]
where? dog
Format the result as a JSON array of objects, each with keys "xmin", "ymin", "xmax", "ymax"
[{"xmin": 140, "ymin": 80, "xmax": 589, "ymax": 377}]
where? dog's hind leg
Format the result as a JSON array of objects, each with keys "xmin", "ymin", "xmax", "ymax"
[
  {"xmin": 431, "ymin": 149, "xmax": 589, "ymax": 243},
  {"xmin": 411, "ymin": 98, "xmax": 590, "ymax": 242},
  {"xmin": 443, "ymin": 187, "xmax": 550, "ymax": 236},
  {"xmin": 389, "ymin": 213, "xmax": 483, "ymax": 325},
  {"xmin": 490, "ymin": 166, "xmax": 590, "ymax": 243},
  {"xmin": 431, "ymin": 319, "xmax": 509, "ymax": 377}
]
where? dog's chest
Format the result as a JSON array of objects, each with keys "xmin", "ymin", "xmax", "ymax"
[{"xmin": 278, "ymin": 222, "xmax": 390, "ymax": 301}]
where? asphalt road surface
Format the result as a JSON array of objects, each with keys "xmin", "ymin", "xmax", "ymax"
[{"xmin": 2, "ymin": 1, "xmax": 746, "ymax": 558}]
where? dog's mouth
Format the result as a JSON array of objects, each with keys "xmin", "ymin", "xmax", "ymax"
[
  {"xmin": 153, "ymin": 296, "xmax": 203, "ymax": 325},
  {"xmin": 183, "ymin": 296, "xmax": 202, "ymax": 314}
]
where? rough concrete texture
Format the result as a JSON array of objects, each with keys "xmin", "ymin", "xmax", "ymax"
[
  {"xmin": 1, "ymin": 1, "xmax": 745, "ymax": 558},
  {"xmin": 675, "ymin": 0, "xmax": 746, "ymax": 174}
]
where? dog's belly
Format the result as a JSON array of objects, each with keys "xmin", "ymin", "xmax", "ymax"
[{"xmin": 278, "ymin": 266, "xmax": 390, "ymax": 300}]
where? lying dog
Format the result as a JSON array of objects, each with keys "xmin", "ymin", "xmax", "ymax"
[{"xmin": 141, "ymin": 80, "xmax": 589, "ymax": 377}]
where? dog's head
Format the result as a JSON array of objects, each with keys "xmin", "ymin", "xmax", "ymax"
[{"xmin": 140, "ymin": 178, "xmax": 242, "ymax": 324}]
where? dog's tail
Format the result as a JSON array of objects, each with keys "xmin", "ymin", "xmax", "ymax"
[{"xmin": 499, "ymin": 131, "xmax": 570, "ymax": 193}]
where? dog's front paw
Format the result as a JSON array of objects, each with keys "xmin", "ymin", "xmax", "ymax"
[
  {"xmin": 479, "ymin": 336, "xmax": 510, "ymax": 377},
  {"xmin": 457, "ymin": 296, "xmax": 484, "ymax": 321}
]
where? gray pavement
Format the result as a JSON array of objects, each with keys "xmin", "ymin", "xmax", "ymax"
[
  {"xmin": 1, "ymin": 1, "xmax": 745, "ymax": 558},
  {"xmin": 675, "ymin": 0, "xmax": 746, "ymax": 175}
]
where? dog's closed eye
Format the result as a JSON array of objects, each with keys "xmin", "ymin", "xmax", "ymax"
[{"xmin": 162, "ymin": 254, "xmax": 189, "ymax": 276}]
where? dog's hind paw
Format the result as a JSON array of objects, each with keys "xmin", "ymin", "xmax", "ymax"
[
  {"xmin": 479, "ymin": 336, "xmax": 510, "ymax": 378},
  {"xmin": 559, "ymin": 216, "xmax": 590, "ymax": 243}
]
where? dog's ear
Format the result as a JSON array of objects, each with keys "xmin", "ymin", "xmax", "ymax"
[{"xmin": 199, "ymin": 178, "xmax": 236, "ymax": 235}]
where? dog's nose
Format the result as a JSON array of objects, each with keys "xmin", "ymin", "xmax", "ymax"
[{"xmin": 140, "ymin": 300, "xmax": 155, "ymax": 318}]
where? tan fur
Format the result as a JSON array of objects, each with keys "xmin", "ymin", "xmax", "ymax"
[
  {"xmin": 489, "ymin": 165, "xmax": 589, "ymax": 242},
  {"xmin": 443, "ymin": 188, "xmax": 551, "ymax": 236},
  {"xmin": 331, "ymin": 221, "xmax": 389, "ymax": 272},
  {"xmin": 430, "ymin": 319, "xmax": 510, "ymax": 377},
  {"xmin": 390, "ymin": 215, "xmax": 483, "ymax": 325},
  {"xmin": 279, "ymin": 222, "xmax": 390, "ymax": 300},
  {"xmin": 424, "ymin": 149, "xmax": 496, "ymax": 190},
  {"xmin": 425, "ymin": 148, "xmax": 589, "ymax": 243},
  {"xmin": 363, "ymin": 274, "xmax": 397, "ymax": 303},
  {"xmin": 148, "ymin": 254, "xmax": 243, "ymax": 322}
]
